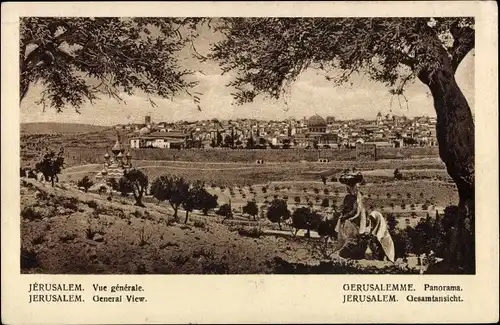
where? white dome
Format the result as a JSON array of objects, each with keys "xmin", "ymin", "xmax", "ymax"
[{"xmin": 139, "ymin": 127, "xmax": 151, "ymax": 135}]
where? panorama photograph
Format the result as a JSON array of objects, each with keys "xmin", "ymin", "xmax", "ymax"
[{"xmin": 20, "ymin": 17, "xmax": 475, "ymax": 274}]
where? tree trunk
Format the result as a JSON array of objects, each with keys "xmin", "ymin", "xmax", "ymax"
[
  {"xmin": 418, "ymin": 57, "xmax": 475, "ymax": 273},
  {"xmin": 133, "ymin": 191, "xmax": 144, "ymax": 207},
  {"xmin": 184, "ymin": 210, "xmax": 189, "ymax": 224},
  {"xmin": 173, "ymin": 207, "xmax": 179, "ymax": 222}
]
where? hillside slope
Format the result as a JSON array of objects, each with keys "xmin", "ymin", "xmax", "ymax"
[
  {"xmin": 21, "ymin": 122, "xmax": 110, "ymax": 135},
  {"xmin": 20, "ymin": 179, "xmax": 418, "ymax": 274}
]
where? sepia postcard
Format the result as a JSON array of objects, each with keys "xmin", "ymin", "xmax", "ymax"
[{"xmin": 1, "ymin": 1, "xmax": 498, "ymax": 324}]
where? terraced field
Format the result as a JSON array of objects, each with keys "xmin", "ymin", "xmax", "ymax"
[{"xmin": 58, "ymin": 158, "xmax": 456, "ymax": 230}]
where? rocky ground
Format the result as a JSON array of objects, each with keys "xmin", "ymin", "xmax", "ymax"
[{"xmin": 20, "ymin": 179, "xmax": 420, "ymax": 274}]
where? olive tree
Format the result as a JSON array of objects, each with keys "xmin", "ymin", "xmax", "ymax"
[
  {"xmin": 151, "ymin": 175, "xmax": 190, "ymax": 222},
  {"xmin": 123, "ymin": 169, "xmax": 148, "ymax": 207},
  {"xmin": 20, "ymin": 17, "xmax": 203, "ymax": 111},
  {"xmin": 266, "ymin": 199, "xmax": 291, "ymax": 230},
  {"xmin": 242, "ymin": 200, "xmax": 259, "ymax": 221}
]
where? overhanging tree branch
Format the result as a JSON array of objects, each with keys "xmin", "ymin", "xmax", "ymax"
[{"xmin": 449, "ymin": 24, "xmax": 475, "ymax": 73}]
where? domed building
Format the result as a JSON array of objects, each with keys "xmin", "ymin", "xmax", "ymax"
[
  {"xmin": 307, "ymin": 114, "xmax": 327, "ymax": 133},
  {"xmin": 95, "ymin": 131, "xmax": 132, "ymax": 183},
  {"xmin": 296, "ymin": 114, "xmax": 339, "ymax": 149},
  {"xmin": 139, "ymin": 126, "xmax": 151, "ymax": 135}
]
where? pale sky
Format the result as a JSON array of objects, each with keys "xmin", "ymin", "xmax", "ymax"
[{"xmin": 21, "ymin": 23, "xmax": 475, "ymax": 126}]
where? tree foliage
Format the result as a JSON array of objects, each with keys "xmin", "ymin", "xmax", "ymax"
[
  {"xmin": 20, "ymin": 17, "xmax": 204, "ymax": 112},
  {"xmin": 151, "ymin": 175, "xmax": 189, "ymax": 221},
  {"xmin": 35, "ymin": 148, "xmax": 64, "ymax": 186},
  {"xmin": 216, "ymin": 203, "xmax": 232, "ymax": 217},
  {"xmin": 266, "ymin": 199, "xmax": 291, "ymax": 230},
  {"xmin": 197, "ymin": 189, "xmax": 219, "ymax": 216},
  {"xmin": 117, "ymin": 177, "xmax": 134, "ymax": 196},
  {"xmin": 181, "ymin": 181, "xmax": 204, "ymax": 224},
  {"xmin": 211, "ymin": 17, "xmax": 474, "ymax": 104},
  {"xmin": 242, "ymin": 200, "xmax": 259, "ymax": 221},
  {"xmin": 291, "ymin": 207, "xmax": 322, "ymax": 237},
  {"xmin": 123, "ymin": 169, "xmax": 148, "ymax": 207},
  {"xmin": 77, "ymin": 175, "xmax": 94, "ymax": 193}
]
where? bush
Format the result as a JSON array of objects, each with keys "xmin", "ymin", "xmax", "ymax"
[
  {"xmin": 237, "ymin": 226, "xmax": 264, "ymax": 238},
  {"xmin": 21, "ymin": 246, "xmax": 40, "ymax": 270},
  {"xmin": 394, "ymin": 168, "xmax": 403, "ymax": 180},
  {"xmin": 216, "ymin": 203, "xmax": 232, "ymax": 218},
  {"xmin": 390, "ymin": 205, "xmax": 470, "ymax": 273},
  {"xmin": 138, "ymin": 225, "xmax": 152, "ymax": 246},
  {"xmin": 84, "ymin": 220, "xmax": 105, "ymax": 240},
  {"xmin": 86, "ymin": 200, "xmax": 98, "ymax": 209},
  {"xmin": 62, "ymin": 199, "xmax": 78, "ymax": 211},
  {"xmin": 77, "ymin": 176, "xmax": 94, "ymax": 193},
  {"xmin": 21, "ymin": 206, "xmax": 43, "ymax": 220},
  {"xmin": 193, "ymin": 220, "xmax": 206, "ymax": 229}
]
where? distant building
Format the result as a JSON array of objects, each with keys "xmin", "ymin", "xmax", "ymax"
[
  {"xmin": 326, "ymin": 116, "xmax": 336, "ymax": 125},
  {"xmin": 130, "ymin": 131, "xmax": 189, "ymax": 149},
  {"xmin": 145, "ymin": 115, "xmax": 151, "ymax": 125}
]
